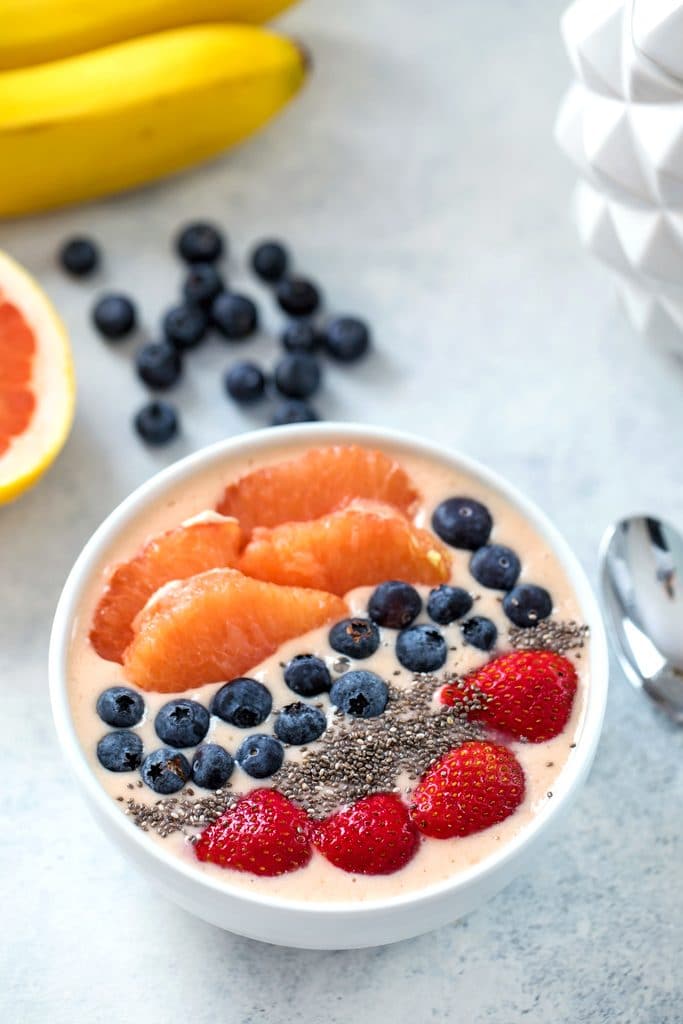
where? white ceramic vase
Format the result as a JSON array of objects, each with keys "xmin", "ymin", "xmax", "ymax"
[{"xmin": 556, "ymin": 0, "xmax": 683, "ymax": 354}]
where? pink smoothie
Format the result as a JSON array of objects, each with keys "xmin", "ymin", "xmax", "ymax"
[{"xmin": 67, "ymin": 441, "xmax": 589, "ymax": 902}]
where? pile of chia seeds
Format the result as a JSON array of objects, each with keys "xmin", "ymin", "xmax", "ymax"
[{"xmin": 508, "ymin": 619, "xmax": 589, "ymax": 655}]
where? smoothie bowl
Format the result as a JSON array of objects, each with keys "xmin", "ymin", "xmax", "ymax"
[{"xmin": 49, "ymin": 424, "xmax": 608, "ymax": 948}]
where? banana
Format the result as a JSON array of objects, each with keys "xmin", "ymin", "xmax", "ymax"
[
  {"xmin": 0, "ymin": 24, "xmax": 307, "ymax": 217},
  {"xmin": 0, "ymin": 0, "xmax": 298, "ymax": 69}
]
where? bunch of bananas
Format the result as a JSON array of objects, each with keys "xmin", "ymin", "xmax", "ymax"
[{"xmin": 0, "ymin": 0, "xmax": 307, "ymax": 216}]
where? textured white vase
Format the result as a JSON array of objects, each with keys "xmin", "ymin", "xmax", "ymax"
[{"xmin": 556, "ymin": 0, "xmax": 683, "ymax": 353}]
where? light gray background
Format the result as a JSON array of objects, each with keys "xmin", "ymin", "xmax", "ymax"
[{"xmin": 2, "ymin": 1, "xmax": 682, "ymax": 1021}]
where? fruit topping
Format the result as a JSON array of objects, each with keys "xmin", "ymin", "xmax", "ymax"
[
  {"xmin": 330, "ymin": 670, "xmax": 388, "ymax": 718},
  {"xmin": 469, "ymin": 544, "xmax": 520, "ymax": 590},
  {"xmin": 96, "ymin": 730, "xmax": 143, "ymax": 772},
  {"xmin": 210, "ymin": 677, "xmax": 272, "ymax": 728},
  {"xmin": 395, "ymin": 624, "xmax": 447, "ymax": 672},
  {"xmin": 503, "ymin": 584, "xmax": 553, "ymax": 628},
  {"xmin": 368, "ymin": 580, "xmax": 422, "ymax": 629},
  {"xmin": 314, "ymin": 793, "xmax": 419, "ymax": 875},
  {"xmin": 140, "ymin": 748, "xmax": 191, "ymax": 794},
  {"xmin": 410, "ymin": 741, "xmax": 525, "ymax": 839},
  {"xmin": 96, "ymin": 686, "xmax": 144, "ymax": 728},
  {"xmin": 329, "ymin": 617, "xmax": 380, "ymax": 659},
  {"xmin": 460, "ymin": 616, "xmax": 498, "ymax": 651},
  {"xmin": 283, "ymin": 654, "xmax": 332, "ymax": 697},
  {"xmin": 236, "ymin": 734, "xmax": 284, "ymax": 778},
  {"xmin": 154, "ymin": 699, "xmax": 210, "ymax": 748},
  {"xmin": 431, "ymin": 497, "xmax": 493, "ymax": 550},
  {"xmin": 274, "ymin": 702, "xmax": 327, "ymax": 744},
  {"xmin": 426, "ymin": 584, "xmax": 473, "ymax": 625},
  {"xmin": 191, "ymin": 744, "xmax": 234, "ymax": 791}
]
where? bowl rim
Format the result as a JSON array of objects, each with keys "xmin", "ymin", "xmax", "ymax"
[{"xmin": 49, "ymin": 422, "xmax": 609, "ymax": 917}]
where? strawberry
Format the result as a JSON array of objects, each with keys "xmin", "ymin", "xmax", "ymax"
[
  {"xmin": 441, "ymin": 649, "xmax": 578, "ymax": 743},
  {"xmin": 194, "ymin": 789, "xmax": 312, "ymax": 876},
  {"xmin": 410, "ymin": 741, "xmax": 525, "ymax": 839},
  {"xmin": 314, "ymin": 793, "xmax": 420, "ymax": 875}
]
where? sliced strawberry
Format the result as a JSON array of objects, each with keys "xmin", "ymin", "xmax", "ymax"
[
  {"xmin": 410, "ymin": 741, "xmax": 525, "ymax": 839},
  {"xmin": 314, "ymin": 793, "xmax": 420, "ymax": 875},
  {"xmin": 442, "ymin": 649, "xmax": 578, "ymax": 743},
  {"xmin": 194, "ymin": 789, "xmax": 312, "ymax": 876}
]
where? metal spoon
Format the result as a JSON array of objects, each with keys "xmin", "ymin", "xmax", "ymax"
[{"xmin": 600, "ymin": 515, "xmax": 683, "ymax": 721}]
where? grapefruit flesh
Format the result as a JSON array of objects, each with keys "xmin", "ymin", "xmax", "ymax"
[
  {"xmin": 239, "ymin": 503, "xmax": 452, "ymax": 595},
  {"xmin": 123, "ymin": 568, "xmax": 348, "ymax": 692},
  {"xmin": 90, "ymin": 515, "xmax": 243, "ymax": 663},
  {"xmin": 0, "ymin": 249, "xmax": 74, "ymax": 503},
  {"xmin": 216, "ymin": 444, "xmax": 420, "ymax": 533}
]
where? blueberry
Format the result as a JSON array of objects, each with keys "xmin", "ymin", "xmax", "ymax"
[
  {"xmin": 59, "ymin": 237, "xmax": 99, "ymax": 277},
  {"xmin": 426, "ymin": 585, "xmax": 473, "ymax": 625},
  {"xmin": 324, "ymin": 317, "xmax": 370, "ymax": 362},
  {"xmin": 395, "ymin": 624, "xmax": 447, "ymax": 672},
  {"xmin": 274, "ymin": 354, "xmax": 321, "ymax": 399},
  {"xmin": 176, "ymin": 222, "xmax": 224, "ymax": 264},
  {"xmin": 135, "ymin": 342, "xmax": 182, "ymax": 390},
  {"xmin": 96, "ymin": 686, "xmax": 144, "ymax": 728},
  {"xmin": 224, "ymin": 361, "xmax": 266, "ymax": 404},
  {"xmin": 368, "ymin": 580, "xmax": 422, "ymax": 629},
  {"xmin": 183, "ymin": 263, "xmax": 224, "ymax": 308},
  {"xmin": 503, "ymin": 584, "xmax": 553, "ymax": 628},
  {"xmin": 460, "ymin": 616, "xmax": 498, "ymax": 651},
  {"xmin": 275, "ymin": 702, "xmax": 327, "ymax": 745},
  {"xmin": 236, "ymin": 734, "xmax": 284, "ymax": 778},
  {"xmin": 92, "ymin": 294, "xmax": 136, "ymax": 340},
  {"xmin": 329, "ymin": 617, "xmax": 380, "ymax": 659},
  {"xmin": 162, "ymin": 304, "xmax": 208, "ymax": 350},
  {"xmin": 275, "ymin": 277, "xmax": 321, "ymax": 318},
  {"xmin": 470, "ymin": 544, "xmax": 520, "ymax": 590},
  {"xmin": 431, "ymin": 497, "xmax": 492, "ymax": 550},
  {"xmin": 330, "ymin": 670, "xmax": 388, "ymax": 718},
  {"xmin": 141, "ymin": 748, "xmax": 191, "ymax": 794},
  {"xmin": 134, "ymin": 400, "xmax": 178, "ymax": 444},
  {"xmin": 211, "ymin": 292, "xmax": 258, "ymax": 339},
  {"xmin": 251, "ymin": 240, "xmax": 289, "ymax": 282},
  {"xmin": 96, "ymin": 731, "xmax": 143, "ymax": 772},
  {"xmin": 155, "ymin": 699, "xmax": 210, "ymax": 748},
  {"xmin": 284, "ymin": 654, "xmax": 332, "ymax": 697},
  {"xmin": 210, "ymin": 677, "xmax": 272, "ymax": 728},
  {"xmin": 191, "ymin": 744, "xmax": 234, "ymax": 790},
  {"xmin": 271, "ymin": 399, "xmax": 319, "ymax": 426},
  {"xmin": 282, "ymin": 321, "xmax": 320, "ymax": 354}
]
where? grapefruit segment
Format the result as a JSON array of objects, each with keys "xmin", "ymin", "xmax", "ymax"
[
  {"xmin": 90, "ymin": 515, "xmax": 243, "ymax": 663},
  {"xmin": 216, "ymin": 444, "xmax": 420, "ymax": 532},
  {"xmin": 0, "ymin": 249, "xmax": 74, "ymax": 503},
  {"xmin": 123, "ymin": 568, "xmax": 348, "ymax": 692},
  {"xmin": 239, "ymin": 504, "xmax": 451, "ymax": 595}
]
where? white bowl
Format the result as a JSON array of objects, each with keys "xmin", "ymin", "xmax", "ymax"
[{"xmin": 49, "ymin": 423, "xmax": 609, "ymax": 949}]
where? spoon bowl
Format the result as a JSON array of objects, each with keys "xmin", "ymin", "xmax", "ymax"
[{"xmin": 600, "ymin": 515, "xmax": 683, "ymax": 720}]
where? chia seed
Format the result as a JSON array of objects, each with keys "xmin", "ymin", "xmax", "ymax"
[{"xmin": 508, "ymin": 619, "xmax": 588, "ymax": 655}]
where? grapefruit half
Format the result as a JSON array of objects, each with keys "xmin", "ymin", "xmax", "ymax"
[{"xmin": 0, "ymin": 249, "xmax": 75, "ymax": 503}]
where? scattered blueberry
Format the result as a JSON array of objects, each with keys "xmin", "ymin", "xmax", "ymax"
[
  {"xmin": 330, "ymin": 670, "xmax": 388, "ymax": 718},
  {"xmin": 183, "ymin": 263, "xmax": 224, "ymax": 308},
  {"xmin": 274, "ymin": 354, "xmax": 321, "ymax": 399},
  {"xmin": 96, "ymin": 731, "xmax": 143, "ymax": 772},
  {"xmin": 275, "ymin": 702, "xmax": 327, "ymax": 745},
  {"xmin": 470, "ymin": 544, "xmax": 521, "ymax": 590},
  {"xmin": 368, "ymin": 580, "xmax": 422, "ymax": 629},
  {"xmin": 224, "ymin": 361, "xmax": 266, "ymax": 404},
  {"xmin": 210, "ymin": 677, "xmax": 272, "ymax": 728},
  {"xmin": 426, "ymin": 585, "xmax": 473, "ymax": 625},
  {"xmin": 176, "ymin": 222, "xmax": 224, "ymax": 264},
  {"xmin": 60, "ymin": 237, "xmax": 99, "ymax": 277},
  {"xmin": 236, "ymin": 734, "xmax": 284, "ymax": 779},
  {"xmin": 135, "ymin": 342, "xmax": 182, "ymax": 390},
  {"xmin": 271, "ymin": 399, "xmax": 319, "ymax": 426},
  {"xmin": 134, "ymin": 400, "xmax": 178, "ymax": 444},
  {"xmin": 284, "ymin": 654, "xmax": 332, "ymax": 697},
  {"xmin": 251, "ymin": 240, "xmax": 289, "ymax": 282},
  {"xmin": 324, "ymin": 317, "xmax": 370, "ymax": 362},
  {"xmin": 431, "ymin": 497, "xmax": 493, "ymax": 550},
  {"xmin": 154, "ymin": 699, "xmax": 210, "ymax": 748},
  {"xmin": 276, "ymin": 277, "xmax": 321, "ymax": 318},
  {"xmin": 282, "ymin": 321, "xmax": 320, "ymax": 354},
  {"xmin": 460, "ymin": 616, "xmax": 498, "ymax": 651},
  {"xmin": 395, "ymin": 624, "xmax": 448, "ymax": 672},
  {"xmin": 141, "ymin": 748, "xmax": 191, "ymax": 794},
  {"xmin": 92, "ymin": 293, "xmax": 136, "ymax": 340},
  {"xmin": 329, "ymin": 617, "xmax": 380, "ymax": 659},
  {"xmin": 211, "ymin": 292, "xmax": 258, "ymax": 339},
  {"xmin": 96, "ymin": 686, "xmax": 144, "ymax": 728},
  {"xmin": 162, "ymin": 304, "xmax": 208, "ymax": 350},
  {"xmin": 191, "ymin": 744, "xmax": 234, "ymax": 790},
  {"xmin": 503, "ymin": 584, "xmax": 553, "ymax": 628}
]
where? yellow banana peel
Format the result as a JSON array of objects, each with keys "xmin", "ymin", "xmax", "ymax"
[
  {"xmin": 0, "ymin": 24, "xmax": 307, "ymax": 217},
  {"xmin": 0, "ymin": 0, "xmax": 298, "ymax": 69}
]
